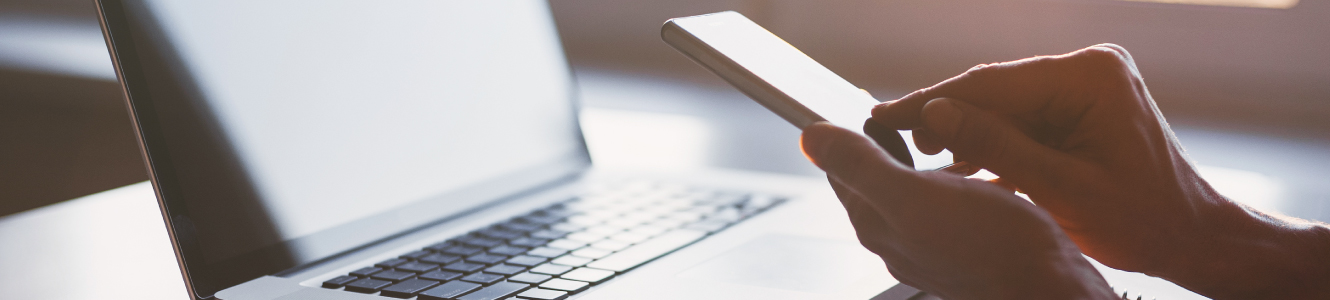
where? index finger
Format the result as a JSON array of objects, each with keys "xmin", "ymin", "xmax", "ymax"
[{"xmin": 871, "ymin": 44, "xmax": 1132, "ymax": 130}]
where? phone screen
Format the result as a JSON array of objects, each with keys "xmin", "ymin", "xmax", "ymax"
[
  {"xmin": 665, "ymin": 11, "xmax": 958, "ymax": 170},
  {"xmin": 664, "ymin": 11, "xmax": 880, "ymax": 131}
]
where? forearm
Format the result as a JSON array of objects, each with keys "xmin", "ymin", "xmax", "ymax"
[{"xmin": 1160, "ymin": 197, "xmax": 1330, "ymax": 299}]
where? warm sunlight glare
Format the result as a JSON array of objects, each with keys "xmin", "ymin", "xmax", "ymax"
[{"xmin": 1122, "ymin": 0, "xmax": 1299, "ymax": 9}]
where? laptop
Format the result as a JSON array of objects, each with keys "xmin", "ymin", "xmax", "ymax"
[{"xmin": 96, "ymin": 0, "xmax": 913, "ymax": 299}]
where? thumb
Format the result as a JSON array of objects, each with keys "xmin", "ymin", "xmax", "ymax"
[
  {"xmin": 920, "ymin": 98, "xmax": 1088, "ymax": 195},
  {"xmin": 801, "ymin": 122, "xmax": 926, "ymax": 210}
]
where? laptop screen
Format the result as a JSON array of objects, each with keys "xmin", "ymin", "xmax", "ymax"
[{"xmin": 99, "ymin": 0, "xmax": 589, "ymax": 297}]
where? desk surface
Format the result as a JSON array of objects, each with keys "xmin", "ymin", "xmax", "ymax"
[
  {"xmin": 4, "ymin": 70, "xmax": 1328, "ymax": 300},
  {"xmin": 0, "ymin": 182, "xmax": 185, "ymax": 300}
]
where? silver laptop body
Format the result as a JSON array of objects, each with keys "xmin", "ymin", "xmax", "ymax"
[{"xmin": 95, "ymin": 0, "xmax": 900, "ymax": 299}]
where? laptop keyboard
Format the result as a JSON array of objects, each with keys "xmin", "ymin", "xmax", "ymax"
[{"xmin": 320, "ymin": 181, "xmax": 785, "ymax": 300}]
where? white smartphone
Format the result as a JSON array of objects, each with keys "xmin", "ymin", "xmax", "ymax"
[{"xmin": 662, "ymin": 11, "xmax": 916, "ymax": 167}]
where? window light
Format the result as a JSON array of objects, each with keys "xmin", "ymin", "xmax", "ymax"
[{"xmin": 1121, "ymin": 0, "xmax": 1299, "ymax": 9}]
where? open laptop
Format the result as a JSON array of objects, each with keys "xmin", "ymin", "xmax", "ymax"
[{"xmin": 95, "ymin": 0, "xmax": 914, "ymax": 299}]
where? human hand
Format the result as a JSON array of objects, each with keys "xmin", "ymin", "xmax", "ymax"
[
  {"xmin": 802, "ymin": 122, "xmax": 1115, "ymax": 300},
  {"xmin": 872, "ymin": 44, "xmax": 1330, "ymax": 298}
]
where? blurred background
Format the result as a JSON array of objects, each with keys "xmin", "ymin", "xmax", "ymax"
[
  {"xmin": 3, "ymin": 0, "xmax": 1328, "ymax": 228},
  {"xmin": 1, "ymin": 1, "xmax": 1327, "ymax": 299}
]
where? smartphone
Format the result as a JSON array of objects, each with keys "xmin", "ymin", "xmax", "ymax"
[{"xmin": 662, "ymin": 11, "xmax": 915, "ymax": 167}]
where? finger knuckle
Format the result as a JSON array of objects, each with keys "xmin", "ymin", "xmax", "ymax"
[
  {"xmin": 966, "ymin": 63, "xmax": 991, "ymax": 73},
  {"xmin": 962, "ymin": 62, "xmax": 1001, "ymax": 80},
  {"xmin": 1065, "ymin": 45, "xmax": 1146, "ymax": 89},
  {"xmin": 1091, "ymin": 43, "xmax": 1131, "ymax": 57},
  {"xmin": 1076, "ymin": 46, "xmax": 1131, "ymax": 70}
]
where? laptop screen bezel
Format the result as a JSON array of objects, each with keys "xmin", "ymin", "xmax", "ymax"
[{"xmin": 95, "ymin": 0, "xmax": 593, "ymax": 298}]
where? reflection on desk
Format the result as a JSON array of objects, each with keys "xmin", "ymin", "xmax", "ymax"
[{"xmin": 0, "ymin": 182, "xmax": 187, "ymax": 300}]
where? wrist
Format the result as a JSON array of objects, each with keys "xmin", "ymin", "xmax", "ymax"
[{"xmin": 1157, "ymin": 196, "xmax": 1330, "ymax": 299}]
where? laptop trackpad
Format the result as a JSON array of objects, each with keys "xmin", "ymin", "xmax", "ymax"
[{"xmin": 676, "ymin": 234, "xmax": 883, "ymax": 294}]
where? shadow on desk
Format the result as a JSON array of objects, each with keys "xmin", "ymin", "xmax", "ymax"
[{"xmin": 0, "ymin": 68, "xmax": 146, "ymax": 217}]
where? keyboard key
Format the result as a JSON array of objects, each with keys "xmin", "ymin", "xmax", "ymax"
[
  {"xmin": 564, "ymin": 232, "xmax": 605, "ymax": 243},
  {"xmin": 742, "ymin": 195, "xmax": 782, "ymax": 213},
  {"xmin": 641, "ymin": 203, "xmax": 680, "ymax": 215},
  {"xmin": 528, "ymin": 264, "xmax": 572, "ymax": 276},
  {"xmin": 623, "ymin": 211, "xmax": 662, "ymax": 222},
  {"xmin": 559, "ymin": 268, "xmax": 614, "ymax": 284},
  {"xmin": 376, "ymin": 258, "xmax": 411, "ymax": 268},
  {"xmin": 585, "ymin": 226, "xmax": 621, "ymax": 235},
  {"xmin": 516, "ymin": 288, "xmax": 568, "ymax": 300},
  {"xmin": 371, "ymin": 270, "xmax": 416, "ymax": 282},
  {"xmin": 420, "ymin": 253, "xmax": 462, "ymax": 265},
  {"xmin": 565, "ymin": 215, "xmax": 602, "ymax": 227},
  {"xmin": 687, "ymin": 205, "xmax": 720, "ymax": 215},
  {"xmin": 456, "ymin": 282, "xmax": 529, "ymax": 300},
  {"xmin": 627, "ymin": 225, "xmax": 668, "ymax": 237},
  {"xmin": 683, "ymin": 220, "xmax": 729, "ymax": 233},
  {"xmin": 460, "ymin": 272, "xmax": 506, "ymax": 285},
  {"xmin": 586, "ymin": 229, "xmax": 707, "ymax": 272},
  {"xmin": 380, "ymin": 278, "xmax": 442, "ymax": 298},
  {"xmin": 466, "ymin": 253, "xmax": 511, "ymax": 265},
  {"xmin": 544, "ymin": 239, "xmax": 586, "ymax": 250},
  {"xmin": 424, "ymin": 241, "xmax": 454, "ymax": 252},
  {"xmin": 548, "ymin": 223, "xmax": 585, "ymax": 232},
  {"xmin": 666, "ymin": 211, "xmax": 702, "ymax": 223},
  {"xmin": 508, "ymin": 272, "xmax": 553, "ymax": 284},
  {"xmin": 396, "ymin": 261, "xmax": 439, "ymax": 273},
  {"xmin": 350, "ymin": 267, "xmax": 384, "ymax": 277},
  {"xmin": 509, "ymin": 237, "xmax": 550, "ymax": 248},
  {"xmin": 589, "ymin": 240, "xmax": 630, "ymax": 251},
  {"xmin": 505, "ymin": 255, "xmax": 548, "ymax": 267},
  {"xmin": 707, "ymin": 208, "xmax": 743, "ymax": 223},
  {"xmin": 521, "ymin": 214, "xmax": 563, "ymax": 225},
  {"xmin": 648, "ymin": 219, "xmax": 685, "ymax": 229},
  {"xmin": 460, "ymin": 236, "xmax": 506, "ymax": 248},
  {"xmin": 499, "ymin": 221, "xmax": 543, "ymax": 233},
  {"xmin": 488, "ymin": 245, "xmax": 530, "ymax": 256},
  {"xmin": 538, "ymin": 278, "xmax": 589, "ymax": 292},
  {"xmin": 538, "ymin": 206, "xmax": 578, "ymax": 218},
  {"xmin": 480, "ymin": 228, "xmax": 526, "ymax": 240},
  {"xmin": 484, "ymin": 264, "xmax": 527, "ymax": 276},
  {"xmin": 344, "ymin": 278, "xmax": 394, "ymax": 293},
  {"xmin": 570, "ymin": 248, "xmax": 612, "ymax": 259},
  {"xmin": 585, "ymin": 209, "xmax": 620, "ymax": 219},
  {"xmin": 442, "ymin": 261, "xmax": 487, "ymax": 273},
  {"xmin": 401, "ymin": 250, "xmax": 434, "ymax": 260},
  {"xmin": 608, "ymin": 232, "xmax": 649, "ymax": 243},
  {"xmin": 605, "ymin": 218, "xmax": 641, "ymax": 228},
  {"xmin": 419, "ymin": 281, "xmax": 482, "ymax": 300},
  {"xmin": 528, "ymin": 229, "xmax": 569, "ymax": 240},
  {"xmin": 525, "ymin": 247, "xmax": 568, "ymax": 258},
  {"xmin": 419, "ymin": 270, "xmax": 463, "ymax": 282},
  {"xmin": 549, "ymin": 255, "xmax": 592, "ymax": 267},
  {"xmin": 321, "ymin": 275, "xmax": 358, "ymax": 288},
  {"xmin": 442, "ymin": 245, "xmax": 485, "ymax": 256}
]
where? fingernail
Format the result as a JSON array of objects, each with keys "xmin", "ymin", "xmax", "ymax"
[{"xmin": 922, "ymin": 98, "xmax": 963, "ymax": 140}]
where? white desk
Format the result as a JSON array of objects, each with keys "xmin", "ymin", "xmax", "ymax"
[{"xmin": 0, "ymin": 182, "xmax": 185, "ymax": 300}]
